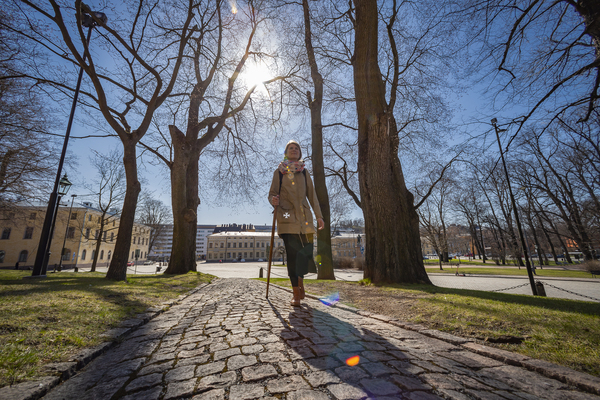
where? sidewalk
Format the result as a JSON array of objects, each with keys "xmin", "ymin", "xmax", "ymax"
[{"xmin": 6, "ymin": 278, "xmax": 600, "ymax": 400}]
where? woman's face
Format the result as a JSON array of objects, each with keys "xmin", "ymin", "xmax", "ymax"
[{"xmin": 286, "ymin": 143, "xmax": 300, "ymax": 161}]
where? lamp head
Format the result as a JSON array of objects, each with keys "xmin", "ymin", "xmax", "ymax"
[
  {"xmin": 58, "ymin": 174, "xmax": 73, "ymax": 196},
  {"xmin": 491, "ymin": 118, "xmax": 498, "ymax": 125}
]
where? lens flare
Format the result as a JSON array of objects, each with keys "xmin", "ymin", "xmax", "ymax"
[
  {"xmin": 319, "ymin": 292, "xmax": 339, "ymax": 306},
  {"xmin": 346, "ymin": 355, "xmax": 360, "ymax": 366},
  {"xmin": 228, "ymin": 0, "xmax": 238, "ymax": 14}
]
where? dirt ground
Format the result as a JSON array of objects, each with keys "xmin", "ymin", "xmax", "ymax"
[{"xmin": 286, "ymin": 279, "xmax": 432, "ymax": 324}]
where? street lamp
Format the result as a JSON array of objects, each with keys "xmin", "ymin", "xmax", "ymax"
[
  {"xmin": 58, "ymin": 194, "xmax": 77, "ymax": 271},
  {"xmin": 491, "ymin": 118, "xmax": 538, "ymax": 295},
  {"xmin": 30, "ymin": 7, "xmax": 107, "ymax": 277}
]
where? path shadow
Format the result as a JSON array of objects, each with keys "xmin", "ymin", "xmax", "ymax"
[{"xmin": 267, "ymin": 293, "xmax": 441, "ymax": 399}]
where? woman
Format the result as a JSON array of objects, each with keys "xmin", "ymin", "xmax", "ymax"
[{"xmin": 269, "ymin": 140, "xmax": 324, "ymax": 306}]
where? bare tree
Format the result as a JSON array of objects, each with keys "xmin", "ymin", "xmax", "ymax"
[
  {"xmin": 136, "ymin": 192, "xmax": 172, "ymax": 257},
  {"xmin": 85, "ymin": 148, "xmax": 126, "ymax": 272},
  {"xmin": 352, "ymin": 0, "xmax": 430, "ymax": 284},
  {"xmin": 5, "ymin": 0, "xmax": 196, "ymax": 280},
  {"xmin": 140, "ymin": 0, "xmax": 287, "ymax": 274}
]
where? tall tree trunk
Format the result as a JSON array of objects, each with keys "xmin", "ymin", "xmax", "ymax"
[
  {"xmin": 106, "ymin": 141, "xmax": 140, "ymax": 280},
  {"xmin": 353, "ymin": 0, "xmax": 430, "ymax": 284},
  {"xmin": 303, "ymin": 0, "xmax": 334, "ymax": 280},
  {"xmin": 165, "ymin": 126, "xmax": 198, "ymax": 274}
]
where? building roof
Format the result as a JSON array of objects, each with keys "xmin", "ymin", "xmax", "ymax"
[{"xmin": 208, "ymin": 231, "xmax": 273, "ymax": 238}]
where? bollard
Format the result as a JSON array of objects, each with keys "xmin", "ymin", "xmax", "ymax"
[
  {"xmin": 535, "ymin": 281, "xmax": 546, "ymax": 297},
  {"xmin": 259, "ymin": 267, "xmax": 264, "ymax": 278}
]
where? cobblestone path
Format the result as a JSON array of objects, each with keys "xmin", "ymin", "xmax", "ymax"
[{"xmin": 42, "ymin": 278, "xmax": 600, "ymax": 400}]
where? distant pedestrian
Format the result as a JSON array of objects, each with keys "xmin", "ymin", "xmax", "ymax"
[
  {"xmin": 15, "ymin": 261, "xmax": 19, "ymax": 270},
  {"xmin": 269, "ymin": 140, "xmax": 324, "ymax": 306}
]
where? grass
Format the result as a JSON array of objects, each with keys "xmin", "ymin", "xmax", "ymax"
[
  {"xmin": 0, "ymin": 270, "xmax": 213, "ymax": 388},
  {"xmin": 424, "ymin": 266, "xmax": 595, "ymax": 279},
  {"xmin": 261, "ymin": 278, "xmax": 600, "ymax": 377}
]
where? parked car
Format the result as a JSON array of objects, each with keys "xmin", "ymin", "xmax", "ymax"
[
  {"xmin": 240, "ymin": 259, "xmax": 246, "ymax": 262},
  {"xmin": 143, "ymin": 260, "xmax": 153, "ymax": 265},
  {"xmin": 257, "ymin": 259, "xmax": 264, "ymax": 262},
  {"xmin": 127, "ymin": 261, "xmax": 134, "ymax": 266}
]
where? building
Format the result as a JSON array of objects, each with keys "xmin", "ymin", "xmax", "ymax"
[
  {"xmin": 0, "ymin": 203, "xmax": 151, "ymax": 269},
  {"xmin": 331, "ymin": 231, "xmax": 363, "ymax": 258},
  {"xmin": 206, "ymin": 231, "xmax": 284, "ymax": 262},
  {"xmin": 148, "ymin": 224, "xmax": 217, "ymax": 261},
  {"xmin": 196, "ymin": 225, "xmax": 216, "ymax": 259}
]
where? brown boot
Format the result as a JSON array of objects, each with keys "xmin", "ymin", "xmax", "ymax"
[
  {"xmin": 298, "ymin": 277, "xmax": 305, "ymax": 299},
  {"xmin": 291, "ymin": 286, "xmax": 301, "ymax": 306}
]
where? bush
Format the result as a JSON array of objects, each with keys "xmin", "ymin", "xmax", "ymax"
[
  {"xmin": 581, "ymin": 259, "xmax": 600, "ymax": 272},
  {"xmin": 332, "ymin": 257, "xmax": 365, "ymax": 270},
  {"xmin": 333, "ymin": 257, "xmax": 354, "ymax": 269}
]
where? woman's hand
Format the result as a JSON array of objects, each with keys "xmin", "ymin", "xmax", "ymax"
[
  {"xmin": 272, "ymin": 195, "xmax": 279, "ymax": 206},
  {"xmin": 317, "ymin": 218, "xmax": 324, "ymax": 230}
]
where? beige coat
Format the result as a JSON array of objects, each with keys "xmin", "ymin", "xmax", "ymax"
[{"xmin": 268, "ymin": 168, "xmax": 323, "ymax": 235}]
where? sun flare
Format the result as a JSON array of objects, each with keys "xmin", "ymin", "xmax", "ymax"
[{"xmin": 241, "ymin": 62, "xmax": 273, "ymax": 90}]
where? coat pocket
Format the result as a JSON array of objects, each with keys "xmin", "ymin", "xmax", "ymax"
[{"xmin": 277, "ymin": 206, "xmax": 295, "ymax": 224}]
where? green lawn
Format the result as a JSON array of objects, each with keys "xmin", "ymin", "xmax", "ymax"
[
  {"xmin": 0, "ymin": 270, "xmax": 213, "ymax": 388},
  {"xmin": 425, "ymin": 266, "xmax": 596, "ymax": 279}
]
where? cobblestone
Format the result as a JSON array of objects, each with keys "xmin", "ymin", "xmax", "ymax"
[{"xmin": 28, "ymin": 278, "xmax": 600, "ymax": 400}]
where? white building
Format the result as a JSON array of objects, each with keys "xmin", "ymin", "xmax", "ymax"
[
  {"xmin": 206, "ymin": 231, "xmax": 284, "ymax": 262},
  {"xmin": 148, "ymin": 224, "xmax": 216, "ymax": 261},
  {"xmin": 196, "ymin": 225, "xmax": 215, "ymax": 259}
]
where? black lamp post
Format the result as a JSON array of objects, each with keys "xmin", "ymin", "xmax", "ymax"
[
  {"xmin": 491, "ymin": 118, "xmax": 538, "ymax": 295},
  {"xmin": 58, "ymin": 194, "xmax": 77, "ymax": 271},
  {"xmin": 31, "ymin": 8, "xmax": 107, "ymax": 277}
]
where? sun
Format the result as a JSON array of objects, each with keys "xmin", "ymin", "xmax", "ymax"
[{"xmin": 241, "ymin": 61, "xmax": 273, "ymax": 90}]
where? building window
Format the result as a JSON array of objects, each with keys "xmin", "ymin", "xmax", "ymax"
[
  {"xmin": 220, "ymin": 243, "xmax": 224, "ymax": 248},
  {"xmin": 233, "ymin": 243, "xmax": 236, "ymax": 248},
  {"xmin": 19, "ymin": 250, "xmax": 28, "ymax": 262},
  {"xmin": 91, "ymin": 250, "xmax": 95, "ymax": 260},
  {"xmin": 62, "ymin": 249, "xmax": 71, "ymax": 261},
  {"xmin": 209, "ymin": 243, "xmax": 213, "ymax": 248},
  {"xmin": 29, "ymin": 213, "xmax": 37, "ymax": 220},
  {"xmin": 82, "ymin": 250, "xmax": 87, "ymax": 260},
  {"xmin": 110, "ymin": 232, "xmax": 114, "ymax": 242},
  {"xmin": 98, "ymin": 216, "xmax": 101, "ymax": 223},
  {"xmin": 0, "ymin": 251, "xmax": 4, "ymax": 263},
  {"xmin": 1, "ymin": 228, "xmax": 11, "ymax": 240},
  {"xmin": 24, "ymin": 227, "xmax": 33, "ymax": 239},
  {"xmin": 227, "ymin": 253, "xmax": 231, "ymax": 258},
  {"xmin": 95, "ymin": 230, "xmax": 100, "ymax": 239},
  {"xmin": 244, "ymin": 252, "xmax": 247, "ymax": 258},
  {"xmin": 103, "ymin": 231, "xmax": 107, "ymax": 242},
  {"xmin": 100, "ymin": 250, "xmax": 104, "ymax": 260},
  {"xmin": 70, "ymin": 212, "xmax": 78, "ymax": 220},
  {"xmin": 131, "ymin": 251, "xmax": 135, "ymax": 259},
  {"xmin": 107, "ymin": 250, "xmax": 112, "ymax": 260},
  {"xmin": 89, "ymin": 215, "xmax": 92, "ymax": 221},
  {"xmin": 244, "ymin": 242, "xmax": 248, "ymax": 248},
  {"xmin": 250, "ymin": 242, "xmax": 253, "ymax": 247},
  {"xmin": 85, "ymin": 228, "xmax": 90, "ymax": 239},
  {"xmin": 262, "ymin": 242, "xmax": 265, "ymax": 247},
  {"xmin": 67, "ymin": 227, "xmax": 75, "ymax": 238},
  {"xmin": 228, "ymin": 243, "xmax": 231, "ymax": 248}
]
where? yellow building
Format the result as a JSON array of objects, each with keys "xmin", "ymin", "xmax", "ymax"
[
  {"xmin": 206, "ymin": 231, "xmax": 285, "ymax": 262},
  {"xmin": 331, "ymin": 231, "xmax": 363, "ymax": 258},
  {"xmin": 0, "ymin": 204, "xmax": 151, "ymax": 270}
]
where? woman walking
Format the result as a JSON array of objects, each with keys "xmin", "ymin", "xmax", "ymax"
[{"xmin": 269, "ymin": 140, "xmax": 324, "ymax": 306}]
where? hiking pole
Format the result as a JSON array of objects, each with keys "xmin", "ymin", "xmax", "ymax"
[{"xmin": 266, "ymin": 206, "xmax": 277, "ymax": 298}]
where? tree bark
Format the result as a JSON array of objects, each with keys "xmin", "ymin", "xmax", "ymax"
[
  {"xmin": 106, "ymin": 140, "xmax": 140, "ymax": 280},
  {"xmin": 353, "ymin": 0, "xmax": 430, "ymax": 284},
  {"xmin": 165, "ymin": 126, "xmax": 199, "ymax": 274},
  {"xmin": 302, "ymin": 0, "xmax": 335, "ymax": 280}
]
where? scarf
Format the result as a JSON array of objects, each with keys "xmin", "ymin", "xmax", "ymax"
[{"xmin": 278, "ymin": 160, "xmax": 305, "ymax": 176}]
